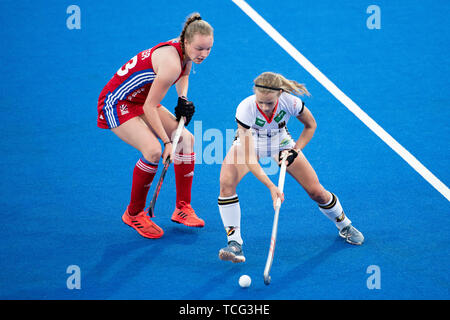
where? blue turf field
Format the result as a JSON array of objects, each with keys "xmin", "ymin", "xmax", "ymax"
[{"xmin": 0, "ymin": 0, "xmax": 449, "ymax": 300}]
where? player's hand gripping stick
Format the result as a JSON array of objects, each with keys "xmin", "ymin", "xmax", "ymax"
[{"xmin": 175, "ymin": 97, "xmax": 195, "ymax": 126}]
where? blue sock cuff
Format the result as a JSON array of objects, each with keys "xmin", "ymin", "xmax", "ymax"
[{"xmin": 140, "ymin": 157, "xmax": 158, "ymax": 167}]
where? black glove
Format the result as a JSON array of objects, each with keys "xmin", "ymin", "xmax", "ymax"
[
  {"xmin": 175, "ymin": 96, "xmax": 195, "ymax": 126},
  {"xmin": 278, "ymin": 149, "xmax": 299, "ymax": 167}
]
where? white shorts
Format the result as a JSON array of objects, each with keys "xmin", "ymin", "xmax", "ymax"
[{"xmin": 233, "ymin": 128, "xmax": 296, "ymax": 158}]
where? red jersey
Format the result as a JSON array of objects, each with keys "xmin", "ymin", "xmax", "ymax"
[{"xmin": 97, "ymin": 39, "xmax": 186, "ymax": 129}]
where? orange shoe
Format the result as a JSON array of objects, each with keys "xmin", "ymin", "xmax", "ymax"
[
  {"xmin": 171, "ymin": 201, "xmax": 205, "ymax": 227},
  {"xmin": 122, "ymin": 208, "xmax": 164, "ymax": 239}
]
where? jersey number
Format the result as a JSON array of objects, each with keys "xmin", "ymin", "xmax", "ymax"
[{"xmin": 117, "ymin": 55, "xmax": 138, "ymax": 76}]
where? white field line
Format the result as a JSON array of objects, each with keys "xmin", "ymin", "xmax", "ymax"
[{"xmin": 232, "ymin": 0, "xmax": 450, "ymax": 201}]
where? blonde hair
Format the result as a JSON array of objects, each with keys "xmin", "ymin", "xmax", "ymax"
[
  {"xmin": 179, "ymin": 13, "xmax": 214, "ymax": 55},
  {"xmin": 253, "ymin": 72, "xmax": 310, "ymax": 97}
]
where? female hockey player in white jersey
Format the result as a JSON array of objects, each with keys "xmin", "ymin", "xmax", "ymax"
[{"xmin": 218, "ymin": 72, "xmax": 364, "ymax": 263}]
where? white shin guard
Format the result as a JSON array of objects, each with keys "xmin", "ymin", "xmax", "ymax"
[
  {"xmin": 318, "ymin": 192, "xmax": 351, "ymax": 230},
  {"xmin": 218, "ymin": 194, "xmax": 243, "ymax": 245}
]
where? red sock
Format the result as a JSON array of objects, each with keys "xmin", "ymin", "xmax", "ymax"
[
  {"xmin": 174, "ymin": 153, "xmax": 195, "ymax": 208},
  {"xmin": 128, "ymin": 158, "xmax": 158, "ymax": 215}
]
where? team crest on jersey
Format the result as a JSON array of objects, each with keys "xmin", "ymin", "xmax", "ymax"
[
  {"xmin": 255, "ymin": 118, "xmax": 266, "ymax": 127},
  {"xmin": 274, "ymin": 110, "xmax": 286, "ymax": 123}
]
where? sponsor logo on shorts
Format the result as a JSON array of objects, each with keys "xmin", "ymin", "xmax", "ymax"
[{"xmin": 280, "ymin": 138, "xmax": 291, "ymax": 147}]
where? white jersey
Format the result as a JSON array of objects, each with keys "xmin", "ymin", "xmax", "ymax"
[{"xmin": 234, "ymin": 92, "xmax": 305, "ymax": 157}]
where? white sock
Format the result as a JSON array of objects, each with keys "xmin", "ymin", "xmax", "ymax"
[
  {"xmin": 318, "ymin": 192, "xmax": 351, "ymax": 230},
  {"xmin": 218, "ymin": 194, "xmax": 243, "ymax": 245}
]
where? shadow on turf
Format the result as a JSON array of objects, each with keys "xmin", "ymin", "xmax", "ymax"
[
  {"xmin": 271, "ymin": 237, "xmax": 353, "ymax": 296},
  {"xmin": 1, "ymin": 227, "xmax": 202, "ymax": 299},
  {"xmin": 78, "ymin": 226, "xmax": 202, "ymax": 299},
  {"xmin": 180, "ymin": 264, "xmax": 241, "ymax": 300}
]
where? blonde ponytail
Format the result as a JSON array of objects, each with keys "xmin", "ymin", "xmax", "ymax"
[{"xmin": 253, "ymin": 72, "xmax": 310, "ymax": 97}]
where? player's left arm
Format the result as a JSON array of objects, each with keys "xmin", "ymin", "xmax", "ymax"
[
  {"xmin": 174, "ymin": 61, "xmax": 195, "ymax": 125},
  {"xmin": 175, "ymin": 61, "xmax": 192, "ymax": 97},
  {"xmin": 294, "ymin": 106, "xmax": 317, "ymax": 150}
]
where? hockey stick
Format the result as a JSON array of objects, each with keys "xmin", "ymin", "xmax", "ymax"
[
  {"xmin": 147, "ymin": 117, "xmax": 185, "ymax": 217},
  {"xmin": 263, "ymin": 152, "xmax": 288, "ymax": 285}
]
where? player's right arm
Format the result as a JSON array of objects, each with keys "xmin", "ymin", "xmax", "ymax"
[{"xmin": 237, "ymin": 124, "xmax": 284, "ymax": 208}]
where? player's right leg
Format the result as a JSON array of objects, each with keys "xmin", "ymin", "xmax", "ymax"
[
  {"xmin": 111, "ymin": 117, "xmax": 164, "ymax": 239},
  {"xmin": 218, "ymin": 145, "xmax": 250, "ymax": 263}
]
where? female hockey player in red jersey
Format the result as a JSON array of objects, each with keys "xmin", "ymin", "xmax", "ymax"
[
  {"xmin": 97, "ymin": 13, "xmax": 213, "ymax": 239},
  {"xmin": 217, "ymin": 72, "xmax": 364, "ymax": 263}
]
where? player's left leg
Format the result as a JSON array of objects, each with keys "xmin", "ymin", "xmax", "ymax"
[
  {"xmin": 141, "ymin": 107, "xmax": 204, "ymax": 227},
  {"xmin": 284, "ymin": 150, "xmax": 364, "ymax": 245}
]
